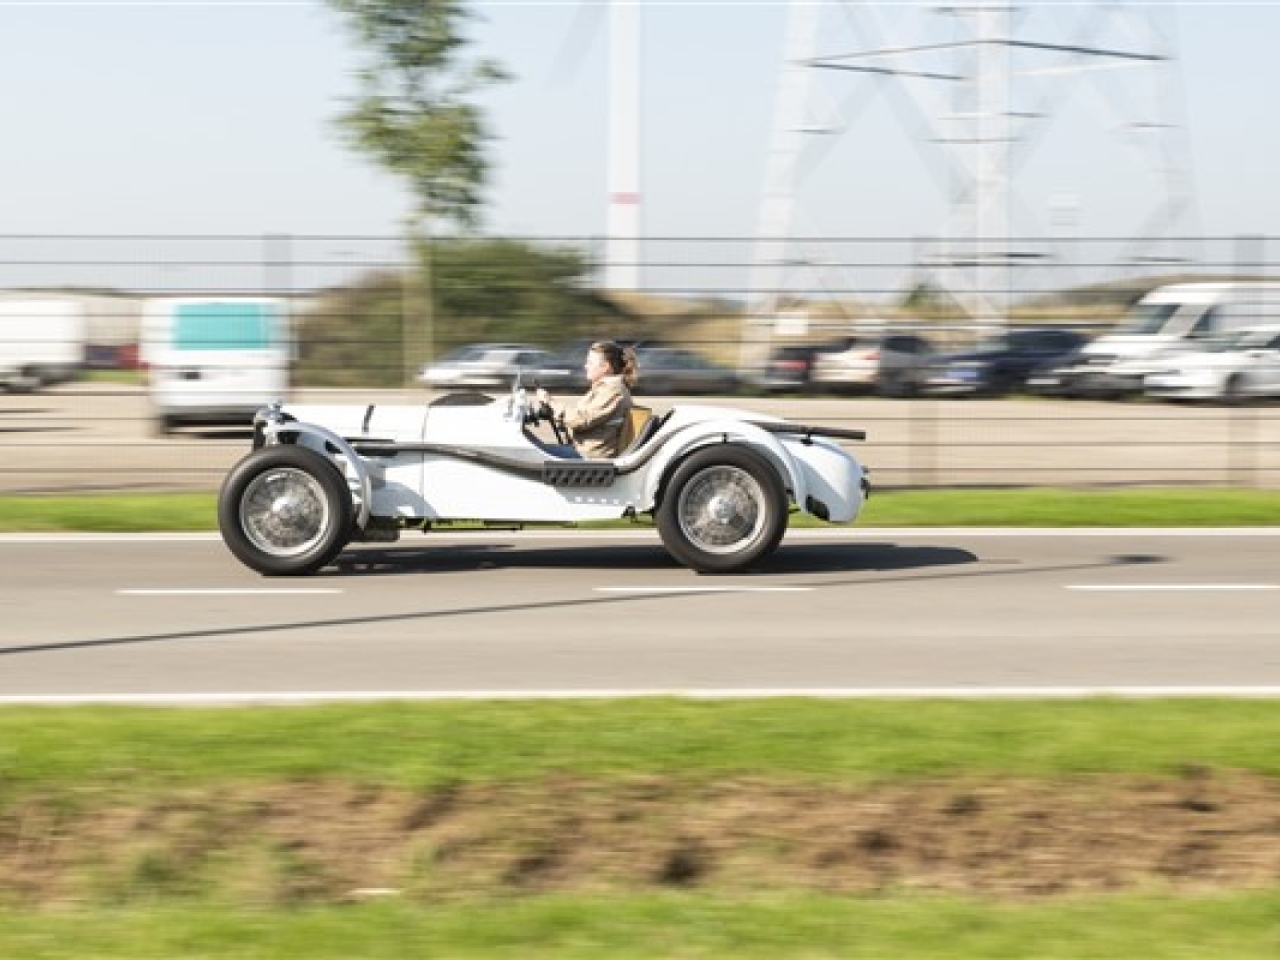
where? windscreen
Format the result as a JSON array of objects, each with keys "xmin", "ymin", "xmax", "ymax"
[{"xmin": 1116, "ymin": 302, "xmax": 1180, "ymax": 336}]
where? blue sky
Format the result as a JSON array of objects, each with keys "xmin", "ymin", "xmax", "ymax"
[{"xmin": 0, "ymin": 2, "xmax": 1276, "ymax": 242}]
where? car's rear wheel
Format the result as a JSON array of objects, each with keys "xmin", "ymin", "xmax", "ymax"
[
  {"xmin": 218, "ymin": 445, "xmax": 353, "ymax": 576},
  {"xmin": 656, "ymin": 446, "xmax": 789, "ymax": 574},
  {"xmin": 1224, "ymin": 373, "xmax": 1249, "ymax": 406}
]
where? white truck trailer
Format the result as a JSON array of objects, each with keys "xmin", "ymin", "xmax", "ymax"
[{"xmin": 0, "ymin": 299, "xmax": 87, "ymax": 392}]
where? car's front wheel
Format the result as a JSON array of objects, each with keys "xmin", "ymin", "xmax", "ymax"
[
  {"xmin": 656, "ymin": 446, "xmax": 789, "ymax": 574},
  {"xmin": 218, "ymin": 445, "xmax": 353, "ymax": 576}
]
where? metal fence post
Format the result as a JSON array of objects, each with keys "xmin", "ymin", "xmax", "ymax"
[{"xmin": 1227, "ymin": 234, "xmax": 1264, "ymax": 488}]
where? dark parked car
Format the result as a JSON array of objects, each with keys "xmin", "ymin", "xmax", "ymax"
[
  {"xmin": 1025, "ymin": 346, "xmax": 1092, "ymax": 398},
  {"xmin": 634, "ymin": 347, "xmax": 738, "ymax": 395},
  {"xmin": 752, "ymin": 338, "xmax": 859, "ymax": 393},
  {"xmin": 926, "ymin": 328, "xmax": 1090, "ymax": 397}
]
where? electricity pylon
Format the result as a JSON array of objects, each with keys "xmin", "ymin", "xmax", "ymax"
[{"xmin": 750, "ymin": 1, "xmax": 1199, "ymax": 328}]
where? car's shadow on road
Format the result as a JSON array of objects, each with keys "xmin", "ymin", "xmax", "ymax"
[{"xmin": 323, "ymin": 540, "xmax": 980, "ymax": 578}]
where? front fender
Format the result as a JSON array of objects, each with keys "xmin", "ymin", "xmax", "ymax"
[
  {"xmin": 641, "ymin": 419, "xmax": 806, "ymax": 512},
  {"xmin": 264, "ymin": 419, "xmax": 373, "ymax": 532}
]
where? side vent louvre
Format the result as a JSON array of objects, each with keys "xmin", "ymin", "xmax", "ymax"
[{"xmin": 541, "ymin": 462, "xmax": 618, "ymax": 487}]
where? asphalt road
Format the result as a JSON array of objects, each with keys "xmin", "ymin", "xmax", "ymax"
[{"xmin": 4, "ymin": 528, "xmax": 1280, "ymax": 702}]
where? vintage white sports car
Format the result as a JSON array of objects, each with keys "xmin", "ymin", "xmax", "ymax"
[{"xmin": 217, "ymin": 384, "xmax": 870, "ymax": 576}]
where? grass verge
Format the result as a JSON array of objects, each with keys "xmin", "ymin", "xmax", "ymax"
[
  {"xmin": 5, "ymin": 699, "xmax": 1280, "ymax": 790},
  {"xmin": 3, "ymin": 894, "xmax": 1279, "ymax": 960},
  {"xmin": 1, "ymin": 486, "xmax": 1279, "ymax": 532}
]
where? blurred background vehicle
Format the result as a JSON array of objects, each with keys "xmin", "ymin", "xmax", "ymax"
[
  {"xmin": 1143, "ymin": 327, "xmax": 1280, "ymax": 403},
  {"xmin": 0, "ymin": 299, "xmax": 87, "ymax": 392},
  {"xmin": 752, "ymin": 338, "xmax": 858, "ymax": 393},
  {"xmin": 925, "ymin": 327, "xmax": 1090, "ymax": 397},
  {"xmin": 1024, "ymin": 347, "xmax": 1090, "ymax": 398},
  {"xmin": 1072, "ymin": 282, "xmax": 1280, "ymax": 398},
  {"xmin": 808, "ymin": 332, "xmax": 934, "ymax": 396},
  {"xmin": 417, "ymin": 344, "xmax": 574, "ymax": 391},
  {"xmin": 142, "ymin": 297, "xmax": 290, "ymax": 435},
  {"xmin": 634, "ymin": 346, "xmax": 739, "ymax": 396}
]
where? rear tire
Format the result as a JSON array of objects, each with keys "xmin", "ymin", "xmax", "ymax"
[
  {"xmin": 1224, "ymin": 374, "xmax": 1249, "ymax": 406},
  {"xmin": 656, "ymin": 446, "xmax": 789, "ymax": 574},
  {"xmin": 218, "ymin": 445, "xmax": 353, "ymax": 576}
]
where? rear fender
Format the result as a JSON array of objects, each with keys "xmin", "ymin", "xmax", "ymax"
[{"xmin": 642, "ymin": 420, "xmax": 805, "ymax": 512}]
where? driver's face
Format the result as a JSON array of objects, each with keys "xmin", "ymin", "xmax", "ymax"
[{"xmin": 584, "ymin": 349, "xmax": 610, "ymax": 384}]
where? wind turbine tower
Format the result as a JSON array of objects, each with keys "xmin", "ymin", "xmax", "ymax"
[{"xmin": 606, "ymin": 0, "xmax": 642, "ymax": 292}]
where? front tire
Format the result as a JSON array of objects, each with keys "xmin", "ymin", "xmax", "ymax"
[
  {"xmin": 656, "ymin": 445, "xmax": 789, "ymax": 574},
  {"xmin": 218, "ymin": 445, "xmax": 353, "ymax": 576}
]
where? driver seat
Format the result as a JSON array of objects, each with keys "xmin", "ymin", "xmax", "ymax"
[{"xmin": 617, "ymin": 405, "xmax": 652, "ymax": 453}]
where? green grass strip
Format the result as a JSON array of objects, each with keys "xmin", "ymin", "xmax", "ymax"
[
  {"xmin": 0, "ymin": 492, "xmax": 217, "ymax": 532},
  {"xmin": 2, "ymin": 893, "xmax": 1279, "ymax": 959},
  {"xmin": 859, "ymin": 486, "xmax": 1280, "ymax": 527},
  {"xmin": 1, "ymin": 487, "xmax": 1279, "ymax": 532},
  {"xmin": 2, "ymin": 700, "xmax": 1280, "ymax": 793}
]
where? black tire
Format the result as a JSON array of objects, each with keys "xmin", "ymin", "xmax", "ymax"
[
  {"xmin": 153, "ymin": 415, "xmax": 176, "ymax": 438},
  {"xmin": 1224, "ymin": 374, "xmax": 1249, "ymax": 407},
  {"xmin": 656, "ymin": 445, "xmax": 789, "ymax": 574},
  {"xmin": 218, "ymin": 445, "xmax": 353, "ymax": 576},
  {"xmin": 876, "ymin": 375, "xmax": 901, "ymax": 398}
]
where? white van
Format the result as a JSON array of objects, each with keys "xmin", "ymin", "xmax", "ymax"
[
  {"xmin": 1075, "ymin": 282, "xmax": 1280, "ymax": 396},
  {"xmin": 0, "ymin": 299, "xmax": 87, "ymax": 392},
  {"xmin": 141, "ymin": 297, "xmax": 290, "ymax": 434}
]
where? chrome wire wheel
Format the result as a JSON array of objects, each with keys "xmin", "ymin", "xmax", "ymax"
[
  {"xmin": 656, "ymin": 446, "xmax": 788, "ymax": 573},
  {"xmin": 240, "ymin": 466, "xmax": 331, "ymax": 557},
  {"xmin": 220, "ymin": 445, "xmax": 353, "ymax": 576},
  {"xmin": 675, "ymin": 464, "xmax": 769, "ymax": 555}
]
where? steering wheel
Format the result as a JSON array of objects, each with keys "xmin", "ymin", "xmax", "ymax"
[
  {"xmin": 521, "ymin": 381, "xmax": 570, "ymax": 446},
  {"xmin": 539, "ymin": 402, "xmax": 570, "ymax": 446}
]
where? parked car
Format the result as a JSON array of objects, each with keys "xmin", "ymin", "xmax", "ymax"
[
  {"xmin": 417, "ymin": 344, "xmax": 574, "ymax": 391},
  {"xmin": 925, "ymin": 327, "xmax": 1090, "ymax": 397},
  {"xmin": 752, "ymin": 339, "xmax": 858, "ymax": 393},
  {"xmin": 808, "ymin": 332, "xmax": 934, "ymax": 396},
  {"xmin": 635, "ymin": 347, "xmax": 739, "ymax": 395},
  {"xmin": 1025, "ymin": 347, "xmax": 1091, "ymax": 398},
  {"xmin": 1143, "ymin": 327, "xmax": 1280, "ymax": 403}
]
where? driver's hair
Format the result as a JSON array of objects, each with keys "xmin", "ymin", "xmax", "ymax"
[{"xmin": 592, "ymin": 340, "xmax": 639, "ymax": 388}]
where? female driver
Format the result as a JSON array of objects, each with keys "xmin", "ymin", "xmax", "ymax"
[{"xmin": 536, "ymin": 341, "xmax": 638, "ymax": 458}]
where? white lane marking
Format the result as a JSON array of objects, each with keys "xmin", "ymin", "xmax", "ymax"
[
  {"xmin": 117, "ymin": 588, "xmax": 344, "ymax": 596},
  {"xmin": 1066, "ymin": 584, "xmax": 1278, "ymax": 592},
  {"xmin": 7, "ymin": 687, "xmax": 1280, "ymax": 706},
  {"xmin": 595, "ymin": 586, "xmax": 813, "ymax": 595}
]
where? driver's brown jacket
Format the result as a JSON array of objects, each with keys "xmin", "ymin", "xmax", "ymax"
[{"xmin": 553, "ymin": 374, "xmax": 633, "ymax": 459}]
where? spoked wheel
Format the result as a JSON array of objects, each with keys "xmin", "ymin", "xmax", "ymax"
[
  {"xmin": 218, "ymin": 445, "xmax": 353, "ymax": 576},
  {"xmin": 656, "ymin": 446, "xmax": 789, "ymax": 574}
]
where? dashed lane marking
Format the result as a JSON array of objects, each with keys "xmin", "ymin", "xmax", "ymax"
[
  {"xmin": 594, "ymin": 586, "xmax": 813, "ymax": 595},
  {"xmin": 117, "ymin": 588, "xmax": 344, "ymax": 596}
]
